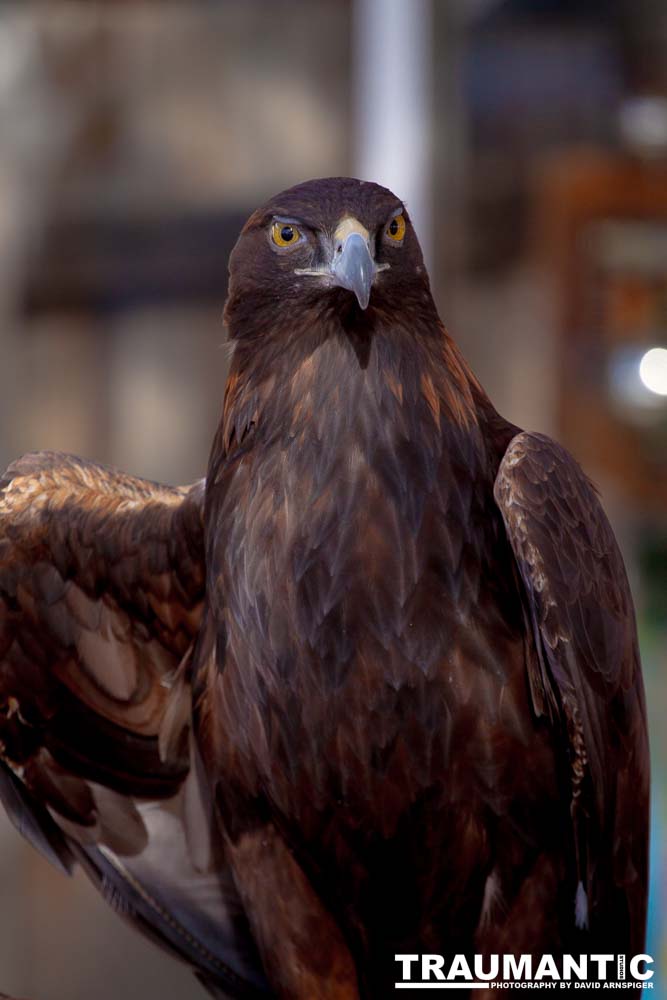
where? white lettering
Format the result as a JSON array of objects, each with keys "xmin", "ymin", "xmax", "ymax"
[
  {"xmin": 535, "ymin": 954, "xmax": 560, "ymax": 980},
  {"xmin": 629, "ymin": 955, "xmax": 654, "ymax": 981},
  {"xmin": 394, "ymin": 952, "xmax": 655, "ymax": 987},
  {"xmin": 474, "ymin": 954, "xmax": 499, "ymax": 980},
  {"xmin": 395, "ymin": 955, "xmax": 418, "ymax": 980},
  {"xmin": 590, "ymin": 955, "xmax": 613, "ymax": 979},
  {"xmin": 447, "ymin": 954, "xmax": 473, "ymax": 980},
  {"xmin": 421, "ymin": 955, "xmax": 445, "ymax": 981},
  {"xmin": 563, "ymin": 955, "xmax": 588, "ymax": 980},
  {"xmin": 504, "ymin": 954, "xmax": 532, "ymax": 980}
]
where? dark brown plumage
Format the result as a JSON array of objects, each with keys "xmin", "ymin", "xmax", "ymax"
[{"xmin": 0, "ymin": 178, "xmax": 649, "ymax": 998}]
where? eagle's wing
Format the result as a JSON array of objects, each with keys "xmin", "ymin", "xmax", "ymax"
[
  {"xmin": 0, "ymin": 452, "xmax": 269, "ymax": 999},
  {"xmin": 494, "ymin": 432, "xmax": 649, "ymax": 951}
]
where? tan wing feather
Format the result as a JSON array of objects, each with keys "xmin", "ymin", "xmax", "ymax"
[{"xmin": 0, "ymin": 451, "xmax": 205, "ymax": 836}]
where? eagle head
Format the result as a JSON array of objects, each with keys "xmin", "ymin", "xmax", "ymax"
[{"xmin": 223, "ymin": 177, "xmax": 434, "ymax": 339}]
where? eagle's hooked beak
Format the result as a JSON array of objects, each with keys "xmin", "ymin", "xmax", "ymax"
[
  {"xmin": 331, "ymin": 218, "xmax": 375, "ymax": 310},
  {"xmin": 293, "ymin": 216, "xmax": 389, "ymax": 309}
]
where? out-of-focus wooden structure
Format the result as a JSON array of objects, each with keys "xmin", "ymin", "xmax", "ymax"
[{"xmin": 537, "ymin": 149, "xmax": 667, "ymax": 512}]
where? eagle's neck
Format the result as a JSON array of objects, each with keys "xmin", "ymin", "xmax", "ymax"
[{"xmin": 218, "ymin": 314, "xmax": 501, "ymax": 485}]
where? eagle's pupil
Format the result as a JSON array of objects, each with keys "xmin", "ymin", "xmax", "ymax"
[
  {"xmin": 281, "ymin": 226, "xmax": 294, "ymax": 243},
  {"xmin": 389, "ymin": 218, "xmax": 399, "ymax": 236}
]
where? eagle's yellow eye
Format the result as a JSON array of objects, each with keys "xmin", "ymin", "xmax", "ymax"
[
  {"xmin": 271, "ymin": 221, "xmax": 301, "ymax": 248},
  {"xmin": 386, "ymin": 213, "xmax": 406, "ymax": 242}
]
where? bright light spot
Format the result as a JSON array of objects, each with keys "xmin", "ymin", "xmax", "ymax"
[{"xmin": 639, "ymin": 347, "xmax": 667, "ymax": 396}]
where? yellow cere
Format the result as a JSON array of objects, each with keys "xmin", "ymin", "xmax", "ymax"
[
  {"xmin": 272, "ymin": 221, "xmax": 301, "ymax": 247},
  {"xmin": 386, "ymin": 213, "xmax": 406, "ymax": 242}
]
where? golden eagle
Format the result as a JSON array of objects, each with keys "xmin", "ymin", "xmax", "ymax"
[{"xmin": 0, "ymin": 178, "xmax": 649, "ymax": 998}]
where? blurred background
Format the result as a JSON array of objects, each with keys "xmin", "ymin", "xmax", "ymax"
[{"xmin": 0, "ymin": 0, "xmax": 665, "ymax": 996}]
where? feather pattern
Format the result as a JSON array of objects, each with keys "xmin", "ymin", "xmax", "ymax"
[
  {"xmin": 0, "ymin": 451, "xmax": 269, "ymax": 997},
  {"xmin": 494, "ymin": 432, "xmax": 649, "ymax": 952}
]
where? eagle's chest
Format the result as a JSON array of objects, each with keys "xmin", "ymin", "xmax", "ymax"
[
  {"xmin": 221, "ymin": 359, "xmax": 449, "ymax": 657},
  {"xmin": 213, "ymin": 354, "xmax": 521, "ymax": 834}
]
